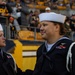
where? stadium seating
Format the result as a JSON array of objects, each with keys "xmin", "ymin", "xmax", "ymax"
[{"xmin": 18, "ymin": 30, "xmax": 43, "ymax": 41}]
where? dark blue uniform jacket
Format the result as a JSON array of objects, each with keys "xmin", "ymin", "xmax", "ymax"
[{"xmin": 33, "ymin": 38, "xmax": 75, "ymax": 75}]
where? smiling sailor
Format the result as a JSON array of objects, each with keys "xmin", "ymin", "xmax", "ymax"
[{"xmin": 32, "ymin": 12, "xmax": 75, "ymax": 75}]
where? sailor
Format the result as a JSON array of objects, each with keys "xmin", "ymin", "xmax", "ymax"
[
  {"xmin": 0, "ymin": 24, "xmax": 26, "ymax": 75},
  {"xmin": 32, "ymin": 12, "xmax": 74, "ymax": 75}
]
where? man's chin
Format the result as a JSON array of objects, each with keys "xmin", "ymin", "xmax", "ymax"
[
  {"xmin": 41, "ymin": 36, "xmax": 46, "ymax": 40},
  {"xmin": 2, "ymin": 44, "xmax": 6, "ymax": 47}
]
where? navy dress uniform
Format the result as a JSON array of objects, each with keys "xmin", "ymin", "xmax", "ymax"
[
  {"xmin": 33, "ymin": 38, "xmax": 73, "ymax": 75},
  {"xmin": 32, "ymin": 12, "xmax": 75, "ymax": 75},
  {"xmin": 0, "ymin": 24, "xmax": 26, "ymax": 75},
  {"xmin": 0, "ymin": 49, "xmax": 27, "ymax": 75}
]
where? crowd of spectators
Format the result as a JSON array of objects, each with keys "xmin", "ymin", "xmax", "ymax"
[
  {"xmin": 25, "ymin": 0, "xmax": 75, "ymax": 10},
  {"xmin": 0, "ymin": 0, "xmax": 75, "ymax": 40},
  {"xmin": 0, "ymin": 0, "xmax": 30, "ymax": 38},
  {"xmin": 43, "ymin": 0, "xmax": 75, "ymax": 10}
]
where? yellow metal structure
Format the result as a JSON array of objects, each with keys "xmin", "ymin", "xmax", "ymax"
[
  {"xmin": 12, "ymin": 40, "xmax": 23, "ymax": 70},
  {"xmin": 22, "ymin": 45, "xmax": 39, "ymax": 71},
  {"xmin": 12, "ymin": 40, "xmax": 42, "ymax": 71},
  {"xmin": 18, "ymin": 30, "xmax": 43, "ymax": 41}
]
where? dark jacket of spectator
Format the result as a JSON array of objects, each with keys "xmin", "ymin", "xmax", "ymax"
[
  {"xmin": 0, "ymin": 1, "xmax": 12, "ymax": 30},
  {"xmin": 0, "ymin": 3, "xmax": 12, "ymax": 16},
  {"xmin": 70, "ymin": 19, "xmax": 75, "ymax": 31},
  {"xmin": 17, "ymin": 0, "xmax": 29, "ymax": 26}
]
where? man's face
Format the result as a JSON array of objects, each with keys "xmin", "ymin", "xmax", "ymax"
[
  {"xmin": 71, "ymin": 15, "xmax": 75, "ymax": 20},
  {"xmin": 0, "ymin": 31, "xmax": 6, "ymax": 47},
  {"xmin": 39, "ymin": 21, "xmax": 59, "ymax": 40}
]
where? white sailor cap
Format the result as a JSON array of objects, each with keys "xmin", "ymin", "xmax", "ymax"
[
  {"xmin": 45, "ymin": 7, "xmax": 51, "ymax": 10},
  {"xmin": 39, "ymin": 12, "xmax": 66, "ymax": 24},
  {"xmin": 0, "ymin": 24, "xmax": 3, "ymax": 31}
]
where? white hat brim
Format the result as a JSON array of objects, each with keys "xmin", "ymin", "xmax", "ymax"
[{"xmin": 39, "ymin": 12, "xmax": 66, "ymax": 24}]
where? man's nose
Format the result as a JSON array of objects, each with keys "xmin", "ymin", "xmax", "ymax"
[
  {"xmin": 2, "ymin": 36, "xmax": 6, "ymax": 40},
  {"xmin": 40, "ymin": 25, "xmax": 44, "ymax": 30}
]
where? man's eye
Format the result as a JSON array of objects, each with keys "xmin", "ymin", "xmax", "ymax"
[
  {"xmin": 0, "ymin": 35, "xmax": 2, "ymax": 37},
  {"xmin": 43, "ymin": 24, "xmax": 47, "ymax": 26},
  {"xmin": 0, "ymin": 34, "xmax": 3, "ymax": 37}
]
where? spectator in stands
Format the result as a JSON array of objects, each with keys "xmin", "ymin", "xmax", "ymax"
[
  {"xmin": 70, "ymin": 0, "xmax": 73, "ymax": 9},
  {"xmin": 0, "ymin": 0, "xmax": 13, "ymax": 37},
  {"xmin": 0, "ymin": 0, "xmax": 12, "ymax": 16},
  {"xmin": 64, "ymin": 17, "xmax": 71, "ymax": 38},
  {"xmin": 66, "ymin": 2, "xmax": 71, "ymax": 11},
  {"xmin": 45, "ymin": 7, "xmax": 51, "ymax": 13},
  {"xmin": 28, "ymin": 10, "xmax": 40, "ymax": 32},
  {"xmin": 0, "ymin": 23, "xmax": 33, "ymax": 75},
  {"xmin": 9, "ymin": 16, "xmax": 16, "ymax": 39},
  {"xmin": 15, "ymin": 0, "xmax": 30, "ymax": 27},
  {"xmin": 70, "ymin": 14, "xmax": 75, "ymax": 41},
  {"xmin": 7, "ymin": 0, "xmax": 16, "ymax": 7},
  {"xmin": 7, "ymin": 0, "xmax": 21, "ymax": 38}
]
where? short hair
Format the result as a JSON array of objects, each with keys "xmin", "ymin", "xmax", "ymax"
[{"xmin": 52, "ymin": 22, "xmax": 66, "ymax": 35}]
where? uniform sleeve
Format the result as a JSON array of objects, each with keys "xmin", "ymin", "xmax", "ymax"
[
  {"xmin": 16, "ymin": 67, "xmax": 24, "ymax": 75},
  {"xmin": 17, "ymin": 66, "xmax": 33, "ymax": 75},
  {"xmin": 72, "ymin": 44, "xmax": 75, "ymax": 75}
]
